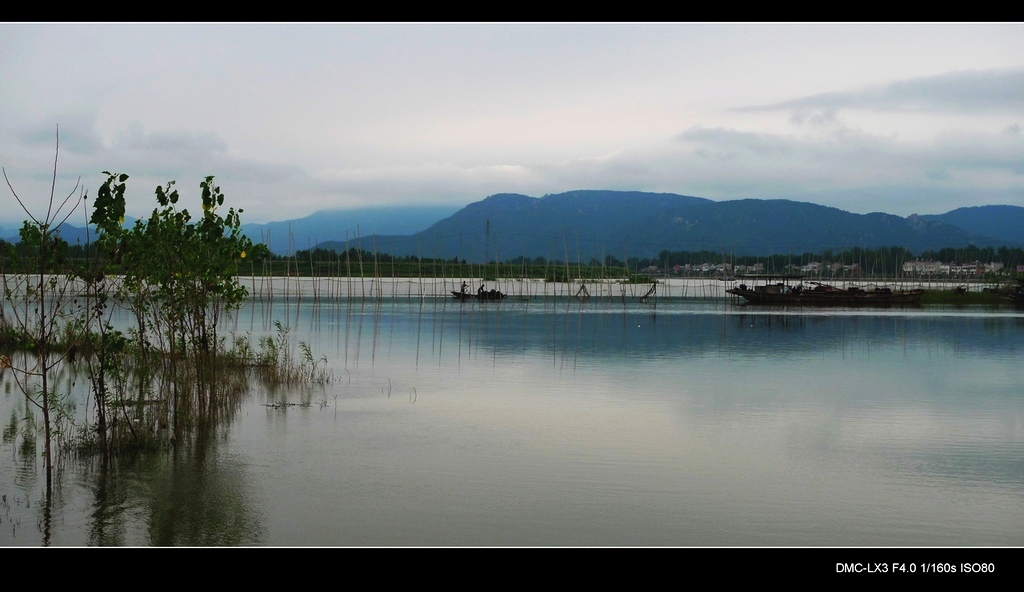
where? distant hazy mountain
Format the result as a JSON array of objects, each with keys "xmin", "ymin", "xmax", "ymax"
[
  {"xmin": 920, "ymin": 205, "xmax": 1024, "ymax": 247},
  {"xmin": 2, "ymin": 206, "xmax": 459, "ymax": 253},
  {"xmin": 1, "ymin": 221, "xmax": 99, "ymax": 246},
  {"xmin": 2, "ymin": 207, "xmax": 457, "ymax": 254},
  {"xmin": 315, "ymin": 190, "xmax": 1018, "ymax": 261},
  {"xmin": 1, "ymin": 217, "xmax": 138, "ymax": 246},
  {"xmin": 239, "ymin": 206, "xmax": 460, "ymax": 254}
]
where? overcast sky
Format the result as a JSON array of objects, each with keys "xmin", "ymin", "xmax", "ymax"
[{"xmin": 1, "ymin": 23, "xmax": 1022, "ymax": 228}]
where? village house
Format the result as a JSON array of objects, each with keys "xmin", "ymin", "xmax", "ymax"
[{"xmin": 902, "ymin": 259, "xmax": 944, "ymax": 275}]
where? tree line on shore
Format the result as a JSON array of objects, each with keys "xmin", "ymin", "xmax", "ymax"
[{"xmin": 5, "ymin": 240, "xmax": 1023, "ymax": 281}]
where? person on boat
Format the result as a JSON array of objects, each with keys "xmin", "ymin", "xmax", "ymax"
[
  {"xmin": 478, "ymin": 283, "xmax": 485, "ymax": 297},
  {"xmin": 460, "ymin": 281, "xmax": 468, "ymax": 295}
]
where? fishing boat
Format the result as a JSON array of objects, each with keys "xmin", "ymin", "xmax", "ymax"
[
  {"xmin": 726, "ymin": 276, "xmax": 924, "ymax": 305},
  {"xmin": 451, "ymin": 285, "xmax": 507, "ymax": 301}
]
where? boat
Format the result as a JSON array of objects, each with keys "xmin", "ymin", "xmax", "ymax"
[
  {"xmin": 451, "ymin": 288, "xmax": 506, "ymax": 301},
  {"xmin": 1008, "ymin": 281, "xmax": 1024, "ymax": 305},
  {"xmin": 726, "ymin": 276, "xmax": 925, "ymax": 305}
]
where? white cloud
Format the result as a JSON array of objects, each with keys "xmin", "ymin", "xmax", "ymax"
[{"xmin": 745, "ymin": 68, "xmax": 1024, "ymax": 114}]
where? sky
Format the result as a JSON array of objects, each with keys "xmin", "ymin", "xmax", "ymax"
[{"xmin": 1, "ymin": 23, "xmax": 1022, "ymax": 229}]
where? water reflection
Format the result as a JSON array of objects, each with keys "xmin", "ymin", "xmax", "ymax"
[
  {"xmin": 48, "ymin": 430, "xmax": 263, "ymax": 546},
  {"xmin": 259, "ymin": 298, "xmax": 1024, "ymax": 369},
  {"xmin": 2, "ymin": 297, "xmax": 1023, "ymax": 545}
]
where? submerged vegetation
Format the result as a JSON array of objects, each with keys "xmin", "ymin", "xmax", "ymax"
[
  {"xmin": 227, "ymin": 321, "xmax": 333, "ymax": 386},
  {"xmin": 1, "ymin": 132, "xmax": 331, "ymax": 485}
]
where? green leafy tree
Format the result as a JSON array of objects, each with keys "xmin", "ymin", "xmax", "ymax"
[
  {"xmin": 124, "ymin": 177, "xmax": 251, "ymax": 436},
  {"xmin": 83, "ymin": 173, "xmax": 253, "ymax": 444},
  {"xmin": 74, "ymin": 171, "xmax": 130, "ymax": 455}
]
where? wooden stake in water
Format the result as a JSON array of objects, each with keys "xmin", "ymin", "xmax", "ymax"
[
  {"xmin": 357, "ymin": 226, "xmax": 365, "ymax": 303},
  {"xmin": 345, "ymin": 230, "xmax": 352, "ymax": 300}
]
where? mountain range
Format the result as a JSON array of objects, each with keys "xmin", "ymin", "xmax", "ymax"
[
  {"xmin": 4, "ymin": 191, "xmax": 1022, "ymax": 261},
  {"xmin": 313, "ymin": 190, "xmax": 1024, "ymax": 262}
]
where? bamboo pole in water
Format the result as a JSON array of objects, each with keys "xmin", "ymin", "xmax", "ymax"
[
  {"xmin": 308, "ymin": 238, "xmax": 317, "ymax": 303},
  {"xmin": 285, "ymin": 223, "xmax": 293, "ymax": 303},
  {"xmin": 414, "ymin": 238, "xmax": 420, "ymax": 301},
  {"xmin": 439, "ymin": 235, "xmax": 445, "ymax": 301},
  {"xmin": 575, "ymin": 231, "xmax": 582, "ymax": 289},
  {"xmin": 562, "ymin": 234, "xmax": 570, "ymax": 299},
  {"xmin": 283, "ymin": 228, "xmax": 290, "ymax": 302},
  {"xmin": 261, "ymin": 228, "xmax": 270, "ymax": 301},
  {"xmin": 371, "ymin": 235, "xmax": 380, "ymax": 301},
  {"xmin": 333, "ymin": 248, "xmax": 339, "ymax": 301},
  {"xmin": 387, "ymin": 239, "xmax": 396, "ymax": 299},
  {"xmin": 345, "ymin": 231, "xmax": 353, "ymax": 301},
  {"xmin": 357, "ymin": 227, "xmax": 365, "ymax": 303},
  {"xmin": 542, "ymin": 247, "xmax": 551, "ymax": 302}
]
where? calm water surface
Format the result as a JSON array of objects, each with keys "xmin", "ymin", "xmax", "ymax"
[{"xmin": 2, "ymin": 295, "xmax": 1023, "ymax": 546}]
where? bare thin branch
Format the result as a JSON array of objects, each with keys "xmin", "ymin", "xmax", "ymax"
[
  {"xmin": 50, "ymin": 176, "xmax": 82, "ymax": 225},
  {"xmin": 51, "ymin": 179, "xmax": 84, "ymax": 232},
  {"xmin": 2, "ymin": 168, "xmax": 41, "ymax": 226},
  {"xmin": 46, "ymin": 125, "xmax": 59, "ymax": 223}
]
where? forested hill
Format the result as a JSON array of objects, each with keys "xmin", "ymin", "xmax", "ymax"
[
  {"xmin": 920, "ymin": 205, "xmax": 1024, "ymax": 247},
  {"xmin": 314, "ymin": 190, "xmax": 1020, "ymax": 262}
]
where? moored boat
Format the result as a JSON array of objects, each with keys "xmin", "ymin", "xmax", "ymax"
[
  {"xmin": 1008, "ymin": 281, "xmax": 1024, "ymax": 305},
  {"xmin": 727, "ymin": 277, "xmax": 924, "ymax": 305}
]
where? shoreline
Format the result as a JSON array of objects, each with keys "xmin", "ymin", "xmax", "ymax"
[{"xmin": 0, "ymin": 273, "xmax": 1012, "ymax": 303}]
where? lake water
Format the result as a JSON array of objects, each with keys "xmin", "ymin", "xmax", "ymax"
[{"xmin": 2, "ymin": 288, "xmax": 1023, "ymax": 546}]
